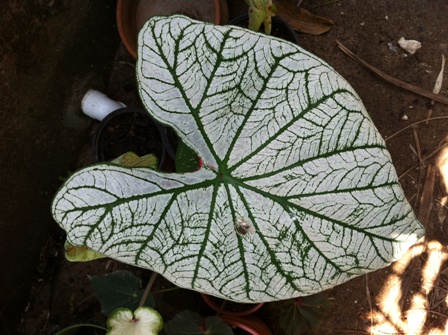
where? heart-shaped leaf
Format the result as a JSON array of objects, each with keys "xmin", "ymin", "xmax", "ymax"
[
  {"xmin": 90, "ymin": 270, "xmax": 155, "ymax": 316},
  {"xmin": 52, "ymin": 16, "xmax": 424, "ymax": 303},
  {"xmin": 279, "ymin": 294, "xmax": 332, "ymax": 335},
  {"xmin": 107, "ymin": 307, "xmax": 163, "ymax": 335},
  {"xmin": 164, "ymin": 310, "xmax": 233, "ymax": 335}
]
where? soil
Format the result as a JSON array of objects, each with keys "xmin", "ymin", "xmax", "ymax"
[{"xmin": 3, "ymin": 0, "xmax": 448, "ymax": 335}]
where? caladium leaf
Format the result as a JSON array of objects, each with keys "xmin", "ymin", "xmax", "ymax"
[
  {"xmin": 107, "ymin": 307, "xmax": 163, "ymax": 335},
  {"xmin": 52, "ymin": 15, "xmax": 424, "ymax": 303}
]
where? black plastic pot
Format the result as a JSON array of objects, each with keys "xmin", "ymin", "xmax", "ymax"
[
  {"xmin": 228, "ymin": 14, "xmax": 298, "ymax": 44},
  {"xmin": 93, "ymin": 107, "xmax": 168, "ymax": 169},
  {"xmin": 55, "ymin": 323, "xmax": 107, "ymax": 335}
]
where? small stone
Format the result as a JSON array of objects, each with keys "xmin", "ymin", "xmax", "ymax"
[{"xmin": 398, "ymin": 37, "xmax": 422, "ymax": 54}]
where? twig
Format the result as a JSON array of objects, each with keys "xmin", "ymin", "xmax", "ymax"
[
  {"xmin": 435, "ymin": 198, "xmax": 448, "ymax": 211},
  {"xmin": 418, "ymin": 164, "xmax": 436, "ymax": 228},
  {"xmin": 407, "ymin": 173, "xmax": 419, "ymax": 185},
  {"xmin": 334, "ymin": 330, "xmax": 369, "ymax": 334},
  {"xmin": 412, "ymin": 129, "xmax": 423, "ymax": 208},
  {"xmin": 311, "ymin": 0, "xmax": 345, "ymax": 10},
  {"xmin": 336, "ymin": 40, "xmax": 448, "ymax": 105},
  {"xmin": 398, "ymin": 146, "xmax": 444, "ymax": 180},
  {"xmin": 151, "ymin": 286, "xmax": 180, "ymax": 295},
  {"xmin": 117, "ymin": 60, "xmax": 136, "ymax": 68},
  {"xmin": 408, "ymin": 192, "xmax": 417, "ymax": 204},
  {"xmin": 404, "ymin": 308, "xmax": 448, "ymax": 319},
  {"xmin": 385, "ymin": 116, "xmax": 448, "ymax": 141},
  {"xmin": 408, "ymin": 144, "xmax": 418, "ymax": 159},
  {"xmin": 139, "ymin": 272, "xmax": 158, "ymax": 307},
  {"xmin": 413, "ymin": 129, "xmax": 424, "ymax": 168}
]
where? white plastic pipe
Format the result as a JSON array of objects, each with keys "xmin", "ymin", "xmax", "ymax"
[{"xmin": 81, "ymin": 89, "xmax": 125, "ymax": 121}]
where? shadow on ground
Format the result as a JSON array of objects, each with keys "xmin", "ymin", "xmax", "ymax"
[{"xmin": 0, "ymin": 1, "xmax": 119, "ymax": 333}]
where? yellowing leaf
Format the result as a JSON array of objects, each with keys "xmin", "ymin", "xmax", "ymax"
[
  {"xmin": 112, "ymin": 152, "xmax": 158, "ymax": 168},
  {"xmin": 65, "ymin": 242, "xmax": 107, "ymax": 262}
]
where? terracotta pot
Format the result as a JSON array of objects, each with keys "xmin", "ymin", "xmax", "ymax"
[
  {"xmin": 221, "ymin": 314, "xmax": 273, "ymax": 335},
  {"xmin": 228, "ymin": 14, "xmax": 299, "ymax": 44},
  {"xmin": 117, "ymin": 0, "xmax": 228, "ymax": 58},
  {"xmin": 92, "ymin": 107, "xmax": 168, "ymax": 169},
  {"xmin": 200, "ymin": 293, "xmax": 264, "ymax": 316}
]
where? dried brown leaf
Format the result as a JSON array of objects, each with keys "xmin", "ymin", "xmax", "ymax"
[{"xmin": 275, "ymin": 0, "xmax": 334, "ymax": 35}]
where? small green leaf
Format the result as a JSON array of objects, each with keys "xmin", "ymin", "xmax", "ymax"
[
  {"xmin": 175, "ymin": 140, "xmax": 201, "ymax": 173},
  {"xmin": 107, "ymin": 307, "xmax": 163, "ymax": 335},
  {"xmin": 164, "ymin": 310, "xmax": 233, "ymax": 335},
  {"xmin": 279, "ymin": 293, "xmax": 332, "ymax": 335},
  {"xmin": 203, "ymin": 316, "xmax": 234, "ymax": 335},
  {"xmin": 164, "ymin": 310, "xmax": 202, "ymax": 335},
  {"xmin": 90, "ymin": 270, "xmax": 155, "ymax": 316}
]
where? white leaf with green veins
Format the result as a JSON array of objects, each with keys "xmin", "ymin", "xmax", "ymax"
[
  {"xmin": 52, "ymin": 15, "xmax": 424, "ymax": 302},
  {"xmin": 107, "ymin": 307, "xmax": 163, "ymax": 335}
]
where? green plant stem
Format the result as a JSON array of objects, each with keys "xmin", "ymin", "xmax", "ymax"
[
  {"xmin": 151, "ymin": 286, "xmax": 180, "ymax": 295},
  {"xmin": 117, "ymin": 60, "xmax": 135, "ymax": 68},
  {"xmin": 216, "ymin": 299, "xmax": 228, "ymax": 317},
  {"xmin": 139, "ymin": 272, "xmax": 158, "ymax": 307}
]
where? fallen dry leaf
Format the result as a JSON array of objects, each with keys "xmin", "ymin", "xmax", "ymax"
[
  {"xmin": 426, "ymin": 54, "xmax": 446, "ymax": 122},
  {"xmin": 433, "ymin": 54, "xmax": 446, "ymax": 95},
  {"xmin": 275, "ymin": 0, "xmax": 334, "ymax": 35}
]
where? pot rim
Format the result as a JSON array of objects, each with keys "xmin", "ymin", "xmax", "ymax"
[
  {"xmin": 200, "ymin": 293, "xmax": 264, "ymax": 317},
  {"xmin": 116, "ymin": 0, "xmax": 224, "ymax": 58},
  {"xmin": 220, "ymin": 314, "xmax": 273, "ymax": 335},
  {"xmin": 92, "ymin": 106, "xmax": 168, "ymax": 169}
]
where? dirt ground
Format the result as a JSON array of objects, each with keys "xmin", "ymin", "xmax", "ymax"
[
  {"xmin": 0, "ymin": 1, "xmax": 120, "ymax": 334},
  {"xmin": 4, "ymin": 0, "xmax": 448, "ymax": 334},
  {"xmin": 296, "ymin": 1, "xmax": 448, "ymax": 334}
]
